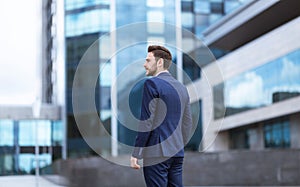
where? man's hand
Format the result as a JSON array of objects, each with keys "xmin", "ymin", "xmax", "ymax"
[{"xmin": 130, "ymin": 156, "xmax": 141, "ymax": 169}]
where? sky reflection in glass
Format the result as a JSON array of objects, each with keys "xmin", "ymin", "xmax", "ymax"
[{"xmin": 214, "ymin": 49, "xmax": 300, "ymax": 118}]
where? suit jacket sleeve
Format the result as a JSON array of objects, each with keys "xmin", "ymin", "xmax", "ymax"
[
  {"xmin": 182, "ymin": 94, "xmax": 193, "ymax": 145},
  {"xmin": 132, "ymin": 79, "xmax": 158, "ymax": 159}
]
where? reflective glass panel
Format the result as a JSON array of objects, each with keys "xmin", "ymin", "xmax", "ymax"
[
  {"xmin": 147, "ymin": 0, "xmax": 164, "ymax": 7},
  {"xmin": 214, "ymin": 49, "xmax": 300, "ymax": 119},
  {"xmin": 0, "ymin": 120, "xmax": 13, "ymax": 146},
  {"xmin": 264, "ymin": 119, "xmax": 290, "ymax": 148},
  {"xmin": 66, "ymin": 9, "xmax": 110, "ymax": 37},
  {"xmin": 19, "ymin": 120, "xmax": 51, "ymax": 146},
  {"xmin": 65, "ymin": 0, "xmax": 110, "ymax": 11},
  {"xmin": 52, "ymin": 121, "xmax": 64, "ymax": 146},
  {"xmin": 181, "ymin": 12, "xmax": 194, "ymax": 28},
  {"xmin": 19, "ymin": 153, "xmax": 52, "ymax": 174}
]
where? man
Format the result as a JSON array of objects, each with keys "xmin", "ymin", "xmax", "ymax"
[{"xmin": 130, "ymin": 45, "xmax": 193, "ymax": 187}]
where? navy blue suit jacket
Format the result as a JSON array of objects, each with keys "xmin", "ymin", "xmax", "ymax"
[{"xmin": 132, "ymin": 72, "xmax": 193, "ymax": 159}]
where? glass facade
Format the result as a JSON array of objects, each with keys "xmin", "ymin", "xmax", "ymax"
[
  {"xmin": 229, "ymin": 127, "xmax": 250, "ymax": 149},
  {"xmin": 264, "ymin": 119, "xmax": 290, "ymax": 148},
  {"xmin": 115, "ymin": 0, "xmax": 177, "ymax": 153},
  {"xmin": 181, "ymin": 0, "xmax": 251, "ymax": 83},
  {"xmin": 65, "ymin": 0, "xmax": 110, "ymax": 157},
  {"xmin": 214, "ymin": 48, "xmax": 300, "ymax": 119},
  {"xmin": 0, "ymin": 120, "xmax": 63, "ymax": 175},
  {"xmin": 65, "ymin": 0, "xmax": 110, "ymax": 10},
  {"xmin": 64, "ymin": 0, "xmax": 253, "ymax": 157},
  {"xmin": 229, "ymin": 117, "xmax": 291, "ymax": 150}
]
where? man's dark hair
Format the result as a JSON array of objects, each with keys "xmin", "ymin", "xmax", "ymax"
[{"xmin": 148, "ymin": 45, "xmax": 172, "ymax": 69}]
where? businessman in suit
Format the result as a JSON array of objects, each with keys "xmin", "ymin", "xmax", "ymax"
[{"xmin": 130, "ymin": 45, "xmax": 193, "ymax": 187}]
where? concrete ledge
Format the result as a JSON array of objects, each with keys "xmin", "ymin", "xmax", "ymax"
[{"xmin": 46, "ymin": 149, "xmax": 300, "ymax": 186}]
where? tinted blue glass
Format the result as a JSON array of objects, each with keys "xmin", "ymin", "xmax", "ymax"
[
  {"xmin": 224, "ymin": 0, "xmax": 251, "ymax": 14},
  {"xmin": 283, "ymin": 121, "xmax": 290, "ymax": 146},
  {"xmin": 66, "ymin": 9, "xmax": 109, "ymax": 37},
  {"xmin": 52, "ymin": 121, "xmax": 64, "ymax": 146},
  {"xmin": 194, "ymin": 0, "xmax": 210, "ymax": 14},
  {"xmin": 0, "ymin": 120, "xmax": 13, "ymax": 146},
  {"xmin": 19, "ymin": 120, "xmax": 51, "ymax": 146},
  {"xmin": 264, "ymin": 120, "xmax": 290, "ymax": 148},
  {"xmin": 65, "ymin": 0, "xmax": 109, "ymax": 11},
  {"xmin": 19, "ymin": 153, "xmax": 51, "ymax": 173},
  {"xmin": 191, "ymin": 0, "xmax": 251, "ymax": 39},
  {"xmin": 214, "ymin": 49, "xmax": 300, "ymax": 119}
]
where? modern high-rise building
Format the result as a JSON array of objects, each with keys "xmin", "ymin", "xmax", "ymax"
[
  {"xmin": 0, "ymin": 0, "xmax": 65, "ymax": 175},
  {"xmin": 64, "ymin": 0, "xmax": 254, "ymax": 157},
  {"xmin": 1, "ymin": 0, "xmax": 299, "ymax": 179}
]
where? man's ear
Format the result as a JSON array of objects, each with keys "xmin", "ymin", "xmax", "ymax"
[{"xmin": 157, "ymin": 58, "xmax": 164, "ymax": 67}]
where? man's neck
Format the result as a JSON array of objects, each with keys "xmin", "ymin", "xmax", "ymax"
[{"xmin": 155, "ymin": 70, "xmax": 169, "ymax": 77}]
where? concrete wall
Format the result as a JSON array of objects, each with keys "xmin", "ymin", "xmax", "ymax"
[{"xmin": 47, "ymin": 149, "xmax": 300, "ymax": 186}]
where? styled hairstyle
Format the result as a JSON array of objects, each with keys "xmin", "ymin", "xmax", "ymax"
[{"xmin": 148, "ymin": 45, "xmax": 172, "ymax": 69}]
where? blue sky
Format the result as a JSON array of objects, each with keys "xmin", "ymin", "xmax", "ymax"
[{"xmin": 0, "ymin": 1, "xmax": 38, "ymax": 105}]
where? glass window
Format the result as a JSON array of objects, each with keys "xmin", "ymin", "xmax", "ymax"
[
  {"xmin": 19, "ymin": 153, "xmax": 52, "ymax": 174},
  {"xmin": 0, "ymin": 154, "xmax": 13, "ymax": 175},
  {"xmin": 52, "ymin": 121, "xmax": 63, "ymax": 146},
  {"xmin": 224, "ymin": 0, "xmax": 240, "ymax": 14},
  {"xmin": 181, "ymin": 12, "xmax": 194, "ymax": 28},
  {"xmin": 214, "ymin": 49, "xmax": 300, "ymax": 119},
  {"xmin": 147, "ymin": 0, "xmax": 164, "ymax": 7},
  {"xmin": 210, "ymin": 2, "xmax": 224, "ymax": 14},
  {"xmin": 264, "ymin": 119, "xmax": 290, "ymax": 148},
  {"xmin": 0, "ymin": 120, "xmax": 13, "ymax": 146},
  {"xmin": 182, "ymin": 1, "xmax": 193, "ymax": 12},
  {"xmin": 209, "ymin": 13, "xmax": 222, "ymax": 24},
  {"xmin": 224, "ymin": 0, "xmax": 252, "ymax": 14},
  {"xmin": 230, "ymin": 128, "xmax": 250, "ymax": 149},
  {"xmin": 147, "ymin": 10, "xmax": 164, "ymax": 23},
  {"xmin": 65, "ymin": 0, "xmax": 110, "ymax": 11},
  {"xmin": 195, "ymin": 14, "xmax": 209, "ymax": 36},
  {"xmin": 66, "ymin": 9, "xmax": 110, "ymax": 37},
  {"xmin": 194, "ymin": 0, "xmax": 210, "ymax": 14},
  {"xmin": 19, "ymin": 121, "xmax": 51, "ymax": 146}
]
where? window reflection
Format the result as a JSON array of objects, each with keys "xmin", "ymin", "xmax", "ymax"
[
  {"xmin": 214, "ymin": 49, "xmax": 300, "ymax": 119},
  {"xmin": 0, "ymin": 120, "xmax": 62, "ymax": 175},
  {"xmin": 19, "ymin": 121, "xmax": 51, "ymax": 146},
  {"xmin": 65, "ymin": 0, "xmax": 110, "ymax": 11},
  {"xmin": 66, "ymin": 9, "xmax": 110, "ymax": 37},
  {"xmin": 264, "ymin": 120, "xmax": 290, "ymax": 148},
  {"xmin": 19, "ymin": 153, "xmax": 51, "ymax": 174},
  {"xmin": 229, "ymin": 118, "xmax": 290, "ymax": 149},
  {"xmin": 0, "ymin": 120, "xmax": 13, "ymax": 146}
]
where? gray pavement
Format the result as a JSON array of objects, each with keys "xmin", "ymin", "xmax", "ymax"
[{"xmin": 0, "ymin": 175, "xmax": 66, "ymax": 187}]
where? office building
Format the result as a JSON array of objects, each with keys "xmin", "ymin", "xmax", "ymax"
[
  {"xmin": 1, "ymin": 0, "xmax": 299, "ymax": 181},
  {"xmin": 0, "ymin": 0, "xmax": 65, "ymax": 175},
  {"xmin": 190, "ymin": 0, "xmax": 300, "ymax": 151},
  {"xmin": 64, "ymin": 0, "xmax": 255, "ymax": 157}
]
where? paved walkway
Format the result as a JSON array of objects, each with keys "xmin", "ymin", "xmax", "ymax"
[{"xmin": 0, "ymin": 175, "xmax": 66, "ymax": 187}]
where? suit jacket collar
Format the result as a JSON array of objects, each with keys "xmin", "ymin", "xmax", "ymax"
[{"xmin": 156, "ymin": 71, "xmax": 171, "ymax": 78}]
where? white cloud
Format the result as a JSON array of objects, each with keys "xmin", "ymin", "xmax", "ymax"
[
  {"xmin": 225, "ymin": 72, "xmax": 266, "ymax": 107},
  {"xmin": 280, "ymin": 57, "xmax": 300, "ymax": 84}
]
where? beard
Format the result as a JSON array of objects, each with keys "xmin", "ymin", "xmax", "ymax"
[{"xmin": 146, "ymin": 66, "xmax": 157, "ymax": 76}]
